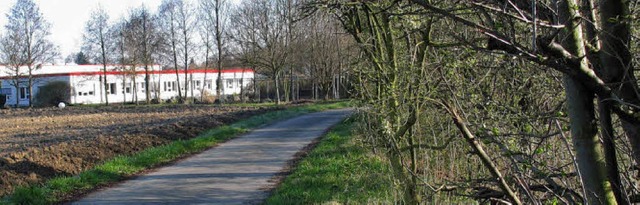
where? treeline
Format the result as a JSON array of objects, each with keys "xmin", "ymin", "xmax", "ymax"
[
  {"xmin": 309, "ymin": 0, "xmax": 640, "ymax": 204},
  {"xmin": 0, "ymin": 0, "xmax": 353, "ymax": 107}
]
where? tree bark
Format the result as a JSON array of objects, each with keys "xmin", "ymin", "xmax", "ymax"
[
  {"xmin": 101, "ymin": 38, "xmax": 109, "ymax": 106},
  {"xmin": 274, "ymin": 73, "xmax": 280, "ymax": 105},
  {"xmin": 599, "ymin": 0, "xmax": 640, "ymax": 181},
  {"xmin": 215, "ymin": 0, "xmax": 224, "ymax": 104},
  {"xmin": 559, "ymin": 0, "xmax": 617, "ymax": 203},
  {"xmin": 446, "ymin": 103, "xmax": 522, "ymax": 205}
]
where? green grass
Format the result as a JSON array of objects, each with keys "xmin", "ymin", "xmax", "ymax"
[
  {"xmin": 265, "ymin": 117, "xmax": 395, "ymax": 204},
  {"xmin": 1, "ymin": 101, "xmax": 351, "ymax": 205}
]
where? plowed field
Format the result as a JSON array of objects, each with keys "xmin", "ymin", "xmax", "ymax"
[{"xmin": 0, "ymin": 104, "xmax": 278, "ymax": 196}]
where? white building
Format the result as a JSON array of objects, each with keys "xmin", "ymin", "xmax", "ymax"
[{"xmin": 0, "ymin": 65, "xmax": 254, "ymax": 106}]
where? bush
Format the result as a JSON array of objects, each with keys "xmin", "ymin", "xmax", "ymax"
[
  {"xmin": 0, "ymin": 94, "xmax": 6, "ymax": 107},
  {"xmin": 200, "ymin": 90, "xmax": 217, "ymax": 104},
  {"xmin": 34, "ymin": 81, "xmax": 71, "ymax": 107}
]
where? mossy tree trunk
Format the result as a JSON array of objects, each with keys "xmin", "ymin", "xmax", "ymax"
[{"xmin": 559, "ymin": 0, "xmax": 617, "ymax": 203}]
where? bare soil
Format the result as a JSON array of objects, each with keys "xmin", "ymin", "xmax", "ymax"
[{"xmin": 0, "ymin": 104, "xmax": 278, "ymax": 196}]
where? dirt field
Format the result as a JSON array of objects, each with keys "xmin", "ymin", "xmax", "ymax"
[{"xmin": 0, "ymin": 104, "xmax": 278, "ymax": 196}]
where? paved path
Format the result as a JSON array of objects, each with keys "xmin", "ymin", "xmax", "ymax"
[{"xmin": 74, "ymin": 108, "xmax": 353, "ymax": 205}]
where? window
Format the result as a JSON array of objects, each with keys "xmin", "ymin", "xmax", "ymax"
[
  {"xmin": 227, "ymin": 79, "xmax": 233, "ymax": 88},
  {"xmin": 88, "ymin": 91, "xmax": 94, "ymax": 95},
  {"xmin": 19, "ymin": 87, "xmax": 29, "ymax": 99},
  {"xmin": 106, "ymin": 83, "xmax": 117, "ymax": 95},
  {"xmin": 124, "ymin": 83, "xmax": 131, "ymax": 94},
  {"xmin": 194, "ymin": 80, "xmax": 201, "ymax": 89},
  {"xmin": 78, "ymin": 92, "xmax": 82, "ymax": 96},
  {"xmin": 165, "ymin": 81, "xmax": 176, "ymax": 92}
]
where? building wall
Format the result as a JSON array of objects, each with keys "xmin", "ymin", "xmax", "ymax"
[
  {"xmin": 2, "ymin": 69, "xmax": 254, "ymax": 106},
  {"xmin": 1, "ymin": 76, "xmax": 71, "ymax": 107}
]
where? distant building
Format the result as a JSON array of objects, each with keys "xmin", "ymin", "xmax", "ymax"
[{"xmin": 0, "ymin": 65, "xmax": 254, "ymax": 106}]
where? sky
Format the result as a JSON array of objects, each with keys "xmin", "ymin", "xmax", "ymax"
[{"xmin": 0, "ymin": 0, "xmax": 240, "ymax": 61}]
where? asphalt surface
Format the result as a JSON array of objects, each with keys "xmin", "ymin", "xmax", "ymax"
[{"xmin": 73, "ymin": 108, "xmax": 353, "ymax": 205}]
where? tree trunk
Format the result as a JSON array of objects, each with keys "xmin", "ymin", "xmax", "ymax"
[
  {"xmin": 132, "ymin": 77, "xmax": 138, "ymax": 104},
  {"xmin": 216, "ymin": 71, "xmax": 222, "ymax": 103},
  {"xmin": 560, "ymin": 0, "xmax": 617, "ymax": 203},
  {"xmin": 189, "ymin": 73, "xmax": 194, "ymax": 103},
  {"xmin": 599, "ymin": 0, "xmax": 640, "ymax": 182},
  {"xmin": 253, "ymin": 74, "xmax": 259, "ymax": 102},
  {"xmin": 240, "ymin": 69, "xmax": 246, "ymax": 103},
  {"xmin": 28, "ymin": 68, "xmax": 33, "ymax": 108},
  {"xmin": 202, "ymin": 37, "xmax": 211, "ymax": 102},
  {"xmin": 101, "ymin": 38, "xmax": 109, "ymax": 105},
  {"xmin": 283, "ymin": 78, "xmax": 289, "ymax": 102},
  {"xmin": 145, "ymin": 66, "xmax": 151, "ymax": 104},
  {"xmin": 447, "ymin": 103, "xmax": 522, "ymax": 205},
  {"xmin": 215, "ymin": 0, "xmax": 223, "ymax": 104},
  {"xmin": 387, "ymin": 151, "xmax": 420, "ymax": 205},
  {"xmin": 122, "ymin": 73, "xmax": 127, "ymax": 103},
  {"xmin": 289, "ymin": 66, "xmax": 294, "ymax": 102},
  {"xmin": 170, "ymin": 15, "xmax": 183, "ymax": 102},
  {"xmin": 274, "ymin": 74, "xmax": 280, "ymax": 105},
  {"xmin": 184, "ymin": 67, "xmax": 189, "ymax": 103},
  {"xmin": 313, "ymin": 81, "xmax": 317, "ymax": 100},
  {"xmin": 13, "ymin": 81, "xmax": 18, "ymax": 107},
  {"xmin": 102, "ymin": 75, "xmax": 108, "ymax": 106}
]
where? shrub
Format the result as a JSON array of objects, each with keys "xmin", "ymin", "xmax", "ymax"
[
  {"xmin": 0, "ymin": 94, "xmax": 6, "ymax": 108},
  {"xmin": 34, "ymin": 81, "xmax": 71, "ymax": 107}
]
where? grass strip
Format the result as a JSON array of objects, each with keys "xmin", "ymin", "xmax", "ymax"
[
  {"xmin": 2, "ymin": 101, "xmax": 351, "ymax": 205},
  {"xmin": 265, "ymin": 117, "xmax": 395, "ymax": 204}
]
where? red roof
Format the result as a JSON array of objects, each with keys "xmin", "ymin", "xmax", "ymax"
[{"xmin": 0, "ymin": 68, "xmax": 254, "ymax": 80}]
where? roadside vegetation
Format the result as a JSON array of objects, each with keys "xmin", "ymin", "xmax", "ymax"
[
  {"xmin": 266, "ymin": 116, "xmax": 474, "ymax": 204},
  {"xmin": 2, "ymin": 0, "xmax": 638, "ymax": 203},
  {"xmin": 1, "ymin": 101, "xmax": 349, "ymax": 204},
  {"xmin": 266, "ymin": 118, "xmax": 394, "ymax": 204},
  {"xmin": 301, "ymin": 0, "xmax": 640, "ymax": 204}
]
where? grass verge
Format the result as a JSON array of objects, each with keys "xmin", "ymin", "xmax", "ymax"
[
  {"xmin": 265, "ymin": 117, "xmax": 395, "ymax": 204},
  {"xmin": 2, "ymin": 101, "xmax": 351, "ymax": 205}
]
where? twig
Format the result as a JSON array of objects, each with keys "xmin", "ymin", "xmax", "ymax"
[{"xmin": 555, "ymin": 119, "xmax": 587, "ymax": 203}]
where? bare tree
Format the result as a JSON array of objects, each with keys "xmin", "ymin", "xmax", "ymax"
[
  {"xmin": 3, "ymin": 0, "xmax": 58, "ymax": 107},
  {"xmin": 127, "ymin": 6, "xmax": 160, "ymax": 104},
  {"xmin": 231, "ymin": 0, "xmax": 296, "ymax": 104},
  {"xmin": 299, "ymin": 13, "xmax": 344, "ymax": 100},
  {"xmin": 82, "ymin": 5, "xmax": 112, "ymax": 105},
  {"xmin": 0, "ymin": 32, "xmax": 25, "ymax": 107},
  {"xmin": 111, "ymin": 18, "xmax": 131, "ymax": 103},
  {"xmin": 197, "ymin": 3, "xmax": 213, "ymax": 102},
  {"xmin": 159, "ymin": 0, "xmax": 196, "ymax": 103},
  {"xmin": 159, "ymin": 0, "xmax": 185, "ymax": 102},
  {"xmin": 176, "ymin": 1, "xmax": 196, "ymax": 103},
  {"xmin": 201, "ymin": 0, "xmax": 228, "ymax": 103}
]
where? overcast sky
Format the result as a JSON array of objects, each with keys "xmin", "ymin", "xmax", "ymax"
[{"xmin": 0, "ymin": 0, "xmax": 240, "ymax": 60}]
